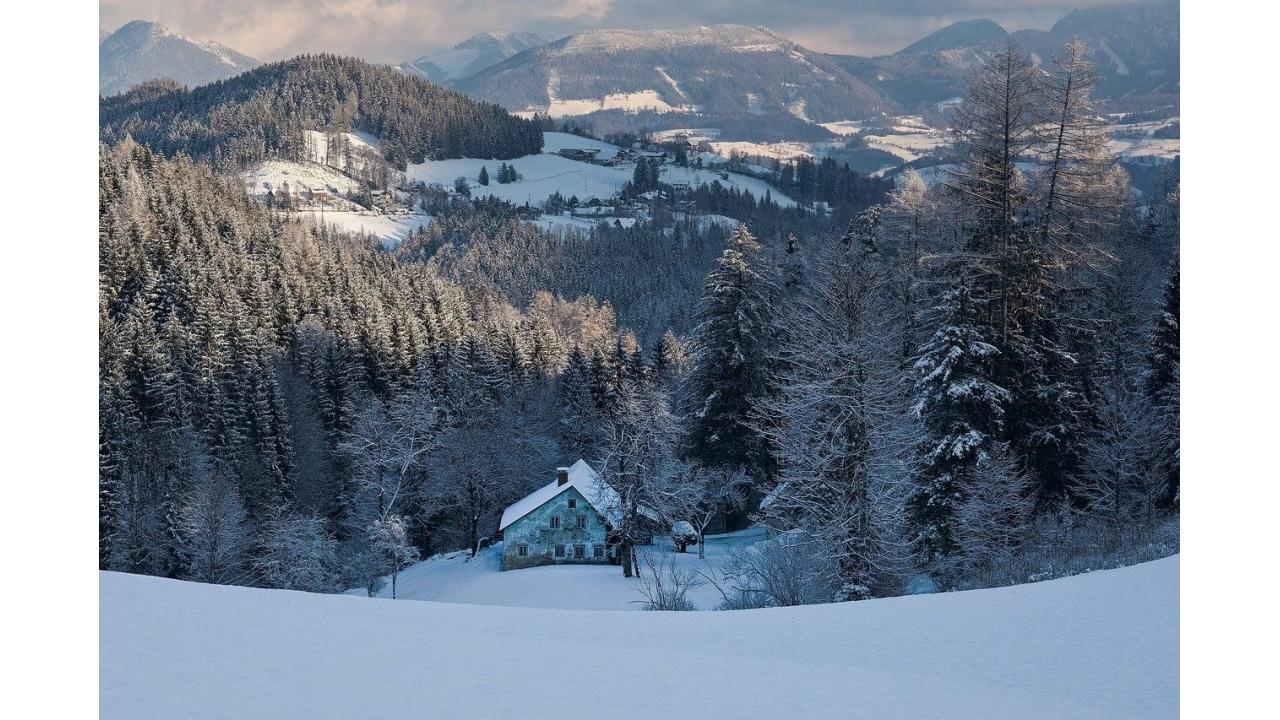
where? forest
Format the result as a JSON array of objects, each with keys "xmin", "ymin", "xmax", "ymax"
[
  {"xmin": 99, "ymin": 39, "xmax": 1178, "ymax": 603},
  {"xmin": 98, "ymin": 54, "xmax": 544, "ymax": 169}
]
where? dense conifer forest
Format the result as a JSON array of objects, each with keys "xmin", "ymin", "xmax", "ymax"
[{"xmin": 99, "ymin": 54, "xmax": 543, "ymax": 169}]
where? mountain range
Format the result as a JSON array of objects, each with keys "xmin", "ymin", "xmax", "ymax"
[
  {"xmin": 831, "ymin": 0, "xmax": 1179, "ymax": 110},
  {"xmin": 398, "ymin": 32, "xmax": 558, "ymax": 85},
  {"xmin": 99, "ymin": 20, "xmax": 259, "ymax": 96},
  {"xmin": 454, "ymin": 25, "xmax": 897, "ymax": 140},
  {"xmin": 101, "ymin": 0, "xmax": 1177, "ymax": 133}
]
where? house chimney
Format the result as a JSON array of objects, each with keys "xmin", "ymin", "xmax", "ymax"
[{"xmin": 556, "ymin": 467, "xmax": 570, "ymax": 486}]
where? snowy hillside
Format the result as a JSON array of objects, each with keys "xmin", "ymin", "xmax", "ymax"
[
  {"xmin": 400, "ymin": 32, "xmax": 557, "ymax": 85},
  {"xmin": 407, "ymin": 131, "xmax": 798, "ymax": 207},
  {"xmin": 101, "ymin": 556, "xmax": 1179, "ymax": 719},
  {"xmin": 455, "ymin": 25, "xmax": 896, "ymax": 129}
]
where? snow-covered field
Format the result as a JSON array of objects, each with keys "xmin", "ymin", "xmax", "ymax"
[
  {"xmin": 1107, "ymin": 118, "xmax": 1180, "ymax": 161},
  {"xmin": 290, "ymin": 210, "xmax": 432, "ymax": 247},
  {"xmin": 243, "ymin": 159, "xmax": 365, "ymax": 197},
  {"xmin": 405, "ymin": 132, "xmax": 798, "ymax": 207},
  {"xmin": 349, "ymin": 527, "xmax": 765, "ymax": 610},
  {"xmin": 101, "ymin": 555, "xmax": 1178, "ymax": 719}
]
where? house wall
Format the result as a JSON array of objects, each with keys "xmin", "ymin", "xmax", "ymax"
[{"xmin": 501, "ymin": 486, "xmax": 612, "ymax": 570}]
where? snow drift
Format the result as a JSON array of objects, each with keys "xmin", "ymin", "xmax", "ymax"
[{"xmin": 100, "ymin": 556, "xmax": 1178, "ymax": 718}]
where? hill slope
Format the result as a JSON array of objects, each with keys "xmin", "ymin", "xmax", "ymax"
[
  {"xmin": 100, "ymin": 20, "xmax": 259, "ymax": 96},
  {"xmin": 400, "ymin": 32, "xmax": 558, "ymax": 85},
  {"xmin": 830, "ymin": 0, "xmax": 1179, "ymax": 109},
  {"xmin": 456, "ymin": 24, "xmax": 898, "ymax": 137},
  {"xmin": 101, "ymin": 556, "xmax": 1178, "ymax": 719},
  {"xmin": 99, "ymin": 54, "xmax": 543, "ymax": 168}
]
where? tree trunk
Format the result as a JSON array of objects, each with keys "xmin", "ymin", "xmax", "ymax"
[
  {"xmin": 469, "ymin": 514, "xmax": 479, "ymax": 558},
  {"xmin": 621, "ymin": 540, "xmax": 633, "ymax": 578}
]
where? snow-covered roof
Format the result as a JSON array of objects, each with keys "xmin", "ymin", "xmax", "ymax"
[{"xmin": 499, "ymin": 460, "xmax": 622, "ymax": 531}]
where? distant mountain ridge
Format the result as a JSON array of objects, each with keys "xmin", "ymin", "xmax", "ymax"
[
  {"xmin": 399, "ymin": 32, "xmax": 558, "ymax": 85},
  {"xmin": 452, "ymin": 24, "xmax": 898, "ymax": 138},
  {"xmin": 829, "ymin": 0, "xmax": 1179, "ymax": 109},
  {"xmin": 99, "ymin": 20, "xmax": 259, "ymax": 96}
]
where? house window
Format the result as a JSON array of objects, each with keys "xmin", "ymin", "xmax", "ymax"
[
  {"xmin": 549, "ymin": 516, "xmax": 560, "ymax": 529},
  {"xmin": 517, "ymin": 544, "xmax": 528, "ymax": 557},
  {"xmin": 593, "ymin": 545, "xmax": 605, "ymax": 560},
  {"xmin": 574, "ymin": 545, "xmax": 585, "ymax": 559},
  {"xmin": 554, "ymin": 545, "xmax": 566, "ymax": 558},
  {"xmin": 567, "ymin": 498, "xmax": 577, "ymax": 509},
  {"xmin": 575, "ymin": 516, "xmax": 587, "ymax": 529}
]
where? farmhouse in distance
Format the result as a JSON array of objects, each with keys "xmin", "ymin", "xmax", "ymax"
[{"xmin": 498, "ymin": 460, "xmax": 620, "ymax": 570}]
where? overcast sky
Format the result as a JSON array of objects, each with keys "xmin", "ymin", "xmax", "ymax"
[{"xmin": 100, "ymin": 0, "xmax": 1142, "ymax": 62}]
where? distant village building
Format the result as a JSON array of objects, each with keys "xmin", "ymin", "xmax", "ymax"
[
  {"xmin": 557, "ymin": 148, "xmax": 601, "ymax": 162},
  {"xmin": 369, "ymin": 189, "xmax": 397, "ymax": 211},
  {"xmin": 498, "ymin": 461, "xmax": 617, "ymax": 570}
]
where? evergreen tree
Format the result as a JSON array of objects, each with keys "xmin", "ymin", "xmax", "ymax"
[
  {"xmin": 908, "ymin": 281, "xmax": 1010, "ymax": 564},
  {"xmin": 1146, "ymin": 265, "xmax": 1180, "ymax": 507},
  {"xmin": 682, "ymin": 225, "xmax": 776, "ymax": 498}
]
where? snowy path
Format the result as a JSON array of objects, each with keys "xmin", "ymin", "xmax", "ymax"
[{"xmin": 101, "ymin": 556, "xmax": 1178, "ymax": 719}]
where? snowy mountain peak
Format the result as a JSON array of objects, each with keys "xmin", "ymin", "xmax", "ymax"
[
  {"xmin": 549, "ymin": 24, "xmax": 787, "ymax": 55},
  {"xmin": 455, "ymin": 24, "xmax": 897, "ymax": 128},
  {"xmin": 400, "ymin": 31, "xmax": 558, "ymax": 85},
  {"xmin": 100, "ymin": 19, "xmax": 258, "ymax": 96}
]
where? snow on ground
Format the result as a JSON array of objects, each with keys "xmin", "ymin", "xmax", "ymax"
[
  {"xmin": 540, "ymin": 131, "xmax": 623, "ymax": 154},
  {"xmin": 532, "ymin": 213, "xmax": 639, "ymax": 234},
  {"xmin": 354, "ymin": 527, "xmax": 764, "ymax": 610},
  {"xmin": 243, "ymin": 159, "xmax": 365, "ymax": 197},
  {"xmin": 406, "ymin": 132, "xmax": 797, "ymax": 207},
  {"xmin": 548, "ymin": 89, "xmax": 700, "ymax": 118},
  {"xmin": 862, "ymin": 129, "xmax": 950, "ymax": 163},
  {"xmin": 290, "ymin": 210, "xmax": 432, "ymax": 247},
  {"xmin": 101, "ymin": 555, "xmax": 1178, "ymax": 719},
  {"xmin": 302, "ymin": 129, "xmax": 382, "ymax": 162},
  {"xmin": 819, "ymin": 119, "xmax": 864, "ymax": 136},
  {"xmin": 664, "ymin": 164, "xmax": 797, "ymax": 206},
  {"xmin": 1107, "ymin": 118, "xmax": 1180, "ymax": 161},
  {"xmin": 648, "ymin": 127, "xmax": 721, "ymax": 143},
  {"xmin": 710, "ymin": 139, "xmax": 817, "ymax": 161}
]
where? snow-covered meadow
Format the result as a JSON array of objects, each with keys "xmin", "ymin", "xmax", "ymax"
[
  {"xmin": 349, "ymin": 527, "xmax": 766, "ymax": 610},
  {"xmin": 101, "ymin": 555, "xmax": 1179, "ymax": 719},
  {"xmin": 406, "ymin": 132, "xmax": 799, "ymax": 207}
]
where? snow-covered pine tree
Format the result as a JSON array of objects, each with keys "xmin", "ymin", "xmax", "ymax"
[
  {"xmin": 1146, "ymin": 265, "xmax": 1180, "ymax": 507},
  {"xmin": 945, "ymin": 38, "xmax": 1089, "ymax": 505},
  {"xmin": 755, "ymin": 238, "xmax": 914, "ymax": 597},
  {"xmin": 908, "ymin": 280, "xmax": 1011, "ymax": 565},
  {"xmin": 682, "ymin": 225, "xmax": 776, "ymax": 494}
]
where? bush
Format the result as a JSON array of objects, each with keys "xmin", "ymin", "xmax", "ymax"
[
  {"xmin": 713, "ymin": 532, "xmax": 839, "ymax": 609},
  {"xmin": 634, "ymin": 551, "xmax": 704, "ymax": 611},
  {"xmin": 671, "ymin": 521, "xmax": 698, "ymax": 552},
  {"xmin": 950, "ymin": 512, "xmax": 1179, "ymax": 591}
]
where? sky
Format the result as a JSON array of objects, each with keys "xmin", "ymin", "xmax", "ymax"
[{"xmin": 99, "ymin": 0, "xmax": 1145, "ymax": 62}]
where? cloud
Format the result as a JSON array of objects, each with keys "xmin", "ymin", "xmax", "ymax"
[{"xmin": 99, "ymin": 0, "xmax": 1144, "ymax": 61}]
